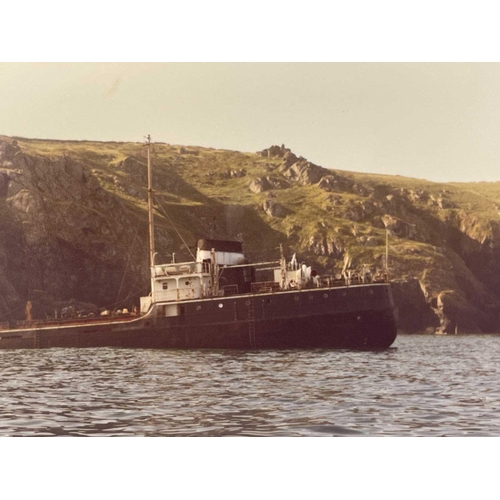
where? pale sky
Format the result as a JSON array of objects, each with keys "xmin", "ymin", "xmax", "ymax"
[{"xmin": 1, "ymin": 62, "xmax": 500, "ymax": 183}]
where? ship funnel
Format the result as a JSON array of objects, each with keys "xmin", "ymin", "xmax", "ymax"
[{"xmin": 196, "ymin": 238, "xmax": 245, "ymax": 266}]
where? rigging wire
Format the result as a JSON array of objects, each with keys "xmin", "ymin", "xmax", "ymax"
[
  {"xmin": 153, "ymin": 194, "xmax": 196, "ymax": 260},
  {"xmin": 0, "ymin": 280, "xmax": 151, "ymax": 323},
  {"xmin": 111, "ymin": 285, "xmax": 149, "ymax": 308},
  {"xmin": 0, "ymin": 301, "xmax": 31, "ymax": 321},
  {"xmin": 148, "ymin": 139, "xmax": 196, "ymax": 258},
  {"xmin": 114, "ymin": 224, "xmax": 141, "ymax": 306}
]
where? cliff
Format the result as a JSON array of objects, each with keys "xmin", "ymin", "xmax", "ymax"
[{"xmin": 1, "ymin": 136, "xmax": 500, "ymax": 333}]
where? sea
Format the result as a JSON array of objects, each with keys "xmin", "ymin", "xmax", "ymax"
[{"xmin": 0, "ymin": 334, "xmax": 499, "ymax": 437}]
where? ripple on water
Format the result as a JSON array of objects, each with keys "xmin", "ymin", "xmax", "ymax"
[{"xmin": 0, "ymin": 335, "xmax": 499, "ymax": 436}]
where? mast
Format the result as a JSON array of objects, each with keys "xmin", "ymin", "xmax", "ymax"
[
  {"xmin": 385, "ymin": 228, "xmax": 388, "ymax": 271},
  {"xmin": 146, "ymin": 134, "xmax": 155, "ymax": 269},
  {"xmin": 385, "ymin": 228, "xmax": 389, "ymax": 281}
]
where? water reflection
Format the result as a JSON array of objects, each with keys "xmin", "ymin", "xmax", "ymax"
[{"xmin": 0, "ymin": 335, "xmax": 499, "ymax": 436}]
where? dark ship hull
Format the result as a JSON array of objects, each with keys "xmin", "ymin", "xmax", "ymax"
[{"xmin": 0, "ymin": 283, "xmax": 397, "ymax": 350}]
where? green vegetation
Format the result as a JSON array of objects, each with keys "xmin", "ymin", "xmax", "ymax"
[
  {"xmin": 2, "ymin": 135, "xmax": 500, "ymax": 332},
  {"xmin": 7, "ymin": 136, "xmax": 496, "ymax": 270}
]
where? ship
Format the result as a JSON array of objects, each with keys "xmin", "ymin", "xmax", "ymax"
[{"xmin": 0, "ymin": 137, "xmax": 398, "ymax": 350}]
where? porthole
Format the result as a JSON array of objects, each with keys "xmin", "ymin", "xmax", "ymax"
[
  {"xmin": 342, "ymin": 291, "xmax": 347, "ymax": 297},
  {"xmin": 294, "ymin": 296, "xmax": 299, "ymax": 301},
  {"xmin": 368, "ymin": 289, "xmax": 374, "ymax": 295},
  {"xmin": 323, "ymin": 293, "xmax": 328, "ymax": 299},
  {"xmin": 218, "ymin": 303, "xmax": 223, "ymax": 308},
  {"xmin": 185, "ymin": 281, "xmax": 190, "ymax": 286},
  {"xmin": 309, "ymin": 295, "xmax": 314, "ymax": 300},
  {"xmin": 245, "ymin": 300, "xmax": 251, "ymax": 306},
  {"xmin": 357, "ymin": 315, "xmax": 361, "ymax": 322},
  {"xmin": 196, "ymin": 305, "xmax": 202, "ymax": 311}
]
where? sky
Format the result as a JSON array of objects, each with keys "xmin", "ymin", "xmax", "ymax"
[{"xmin": 2, "ymin": 62, "xmax": 500, "ymax": 184}]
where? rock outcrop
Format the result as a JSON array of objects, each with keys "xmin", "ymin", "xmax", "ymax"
[
  {"xmin": 256, "ymin": 144, "xmax": 291, "ymax": 158},
  {"xmin": 1, "ymin": 137, "xmax": 500, "ymax": 334},
  {"xmin": 262, "ymin": 199, "xmax": 286, "ymax": 218},
  {"xmin": 249, "ymin": 176, "xmax": 289, "ymax": 194},
  {"xmin": 390, "ymin": 278, "xmax": 440, "ymax": 333}
]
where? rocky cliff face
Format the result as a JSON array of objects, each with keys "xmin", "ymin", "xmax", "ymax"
[
  {"xmin": 0, "ymin": 139, "xmax": 155, "ymax": 320},
  {"xmin": 254, "ymin": 145, "xmax": 500, "ymax": 333},
  {"xmin": 1, "ymin": 137, "xmax": 500, "ymax": 333}
]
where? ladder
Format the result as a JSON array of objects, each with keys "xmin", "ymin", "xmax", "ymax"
[
  {"xmin": 34, "ymin": 330, "xmax": 41, "ymax": 349},
  {"xmin": 247, "ymin": 300, "xmax": 256, "ymax": 349}
]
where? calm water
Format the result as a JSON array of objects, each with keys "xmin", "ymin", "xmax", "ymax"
[{"xmin": 0, "ymin": 334, "xmax": 499, "ymax": 436}]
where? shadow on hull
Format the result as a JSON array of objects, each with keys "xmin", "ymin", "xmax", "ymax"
[{"xmin": 0, "ymin": 296, "xmax": 397, "ymax": 351}]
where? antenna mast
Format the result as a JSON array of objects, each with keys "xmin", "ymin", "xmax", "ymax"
[
  {"xmin": 385, "ymin": 228, "xmax": 389, "ymax": 280},
  {"xmin": 146, "ymin": 135, "xmax": 155, "ymax": 269}
]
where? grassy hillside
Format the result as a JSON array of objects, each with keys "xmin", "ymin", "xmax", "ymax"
[{"xmin": 1, "ymin": 135, "xmax": 500, "ymax": 333}]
